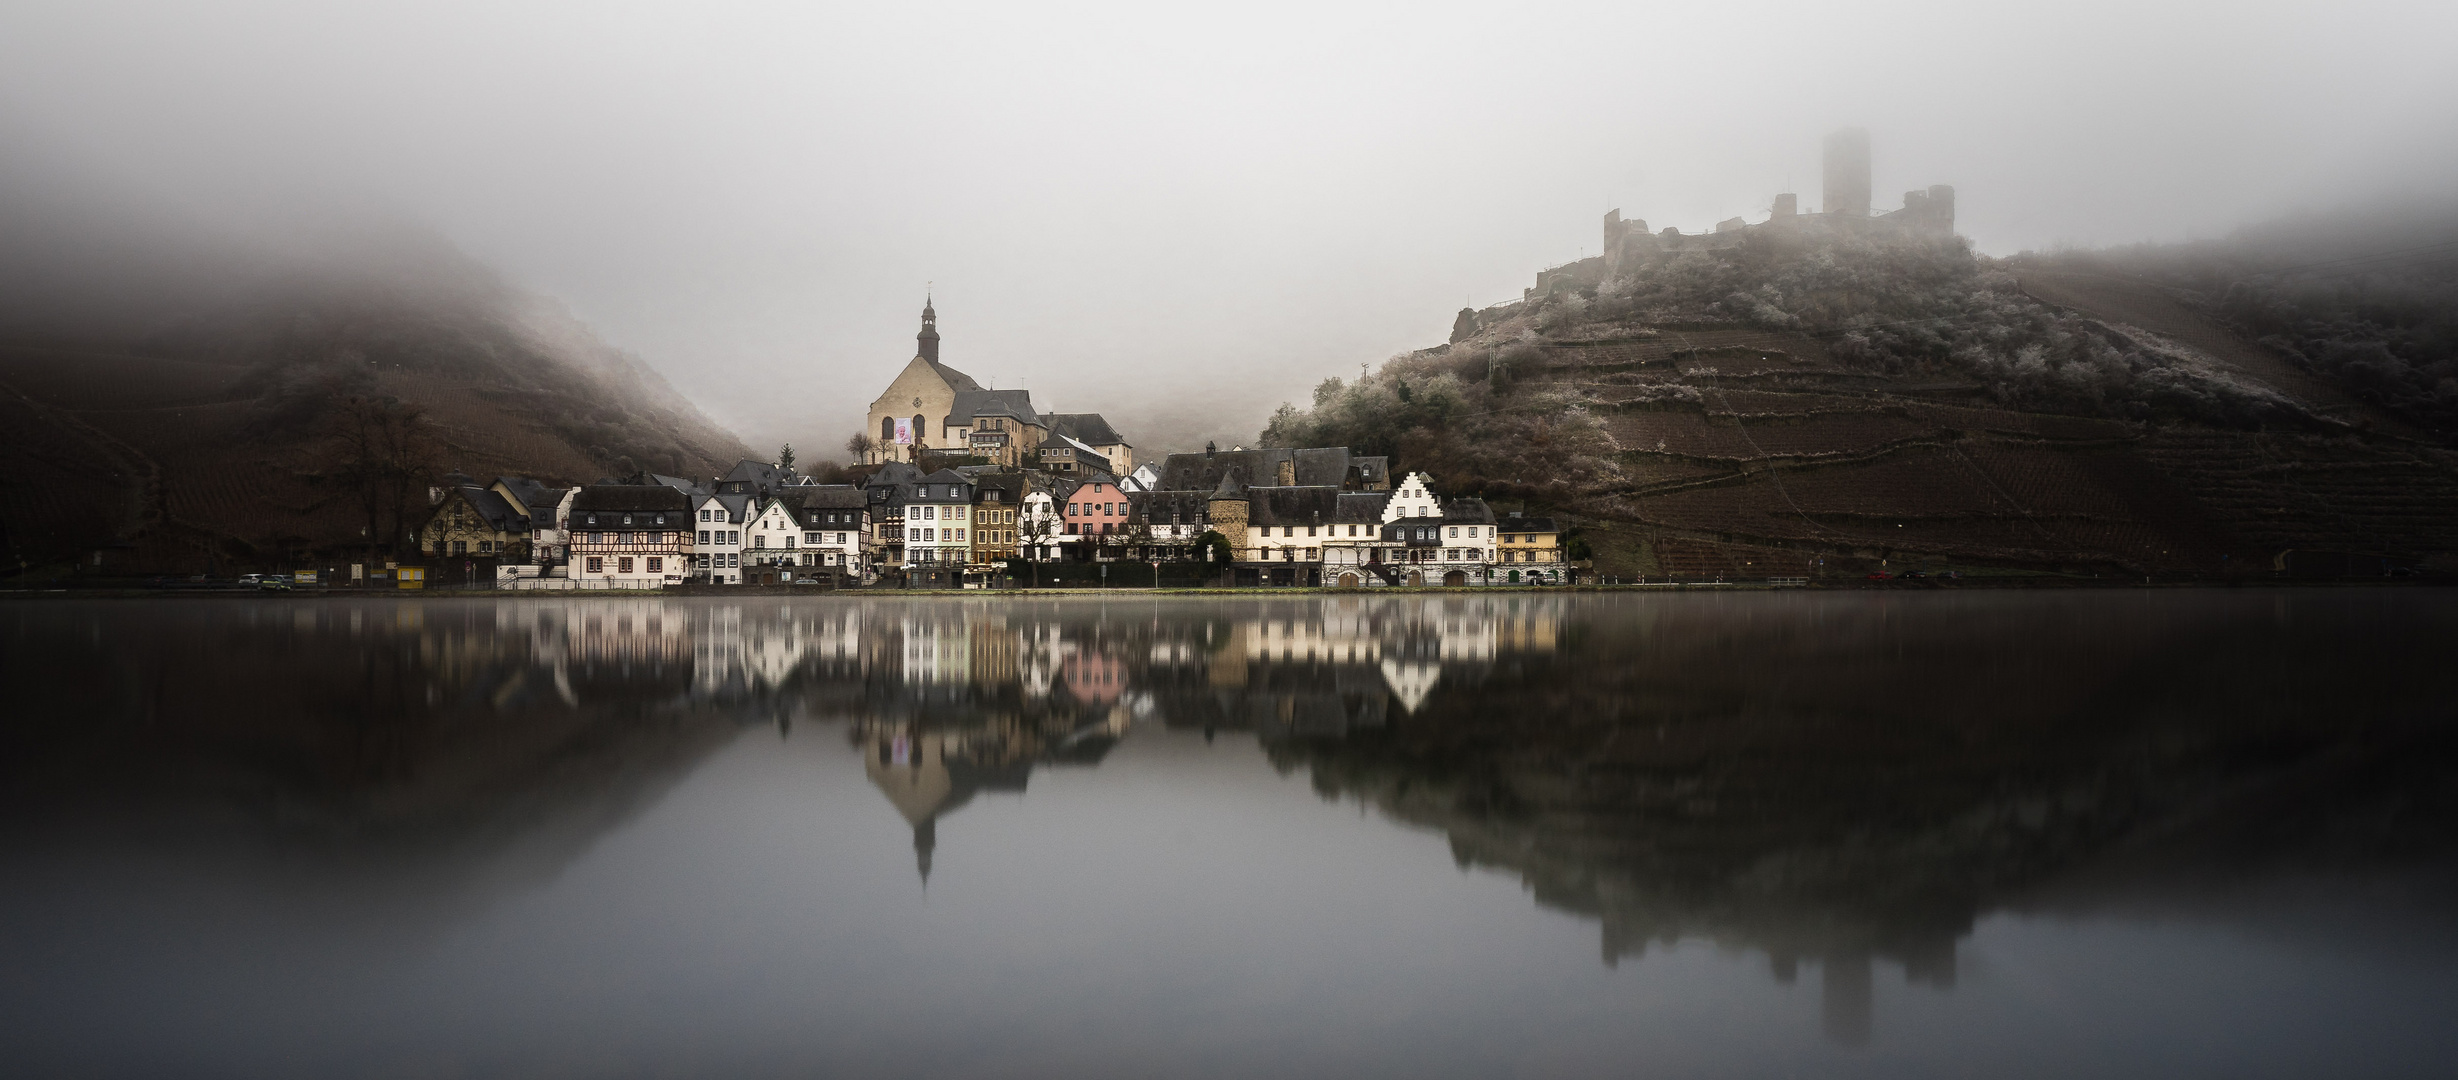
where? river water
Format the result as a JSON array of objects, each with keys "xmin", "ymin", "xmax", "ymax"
[{"xmin": 2, "ymin": 590, "xmax": 2454, "ymax": 1078}]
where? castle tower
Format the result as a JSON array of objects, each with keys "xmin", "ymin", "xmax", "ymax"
[
  {"xmin": 917, "ymin": 295, "xmax": 941, "ymax": 363},
  {"xmin": 1823, "ymin": 128, "xmax": 1871, "ymax": 217}
]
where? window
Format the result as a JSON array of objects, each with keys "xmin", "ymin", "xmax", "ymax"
[
  {"xmin": 953, "ymin": 506, "xmax": 966, "ymax": 520},
  {"xmin": 1307, "ymin": 526, "xmax": 1317, "ymax": 537},
  {"xmin": 698, "ymin": 530, "xmax": 710, "ymax": 544},
  {"xmin": 700, "ymin": 509, "xmax": 711, "ymax": 522},
  {"xmin": 647, "ymin": 557, "xmax": 663, "ymax": 573},
  {"xmin": 622, "ymin": 515, "xmax": 633, "ymax": 526},
  {"xmin": 784, "ymin": 536, "xmax": 796, "ymax": 549},
  {"xmin": 480, "ymin": 540, "xmax": 493, "ymax": 554},
  {"xmin": 754, "ymin": 535, "xmax": 767, "ymax": 549},
  {"xmin": 804, "ymin": 532, "xmax": 820, "ymax": 545},
  {"xmin": 1449, "ymin": 527, "xmax": 1458, "ymax": 537},
  {"xmin": 955, "ymin": 529, "xmax": 965, "ymax": 541},
  {"xmin": 618, "ymin": 556, "xmax": 635, "ymax": 573}
]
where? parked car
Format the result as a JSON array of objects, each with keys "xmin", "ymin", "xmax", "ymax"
[
  {"xmin": 1901, "ymin": 570, "xmax": 1929, "ymax": 580},
  {"xmin": 257, "ymin": 578, "xmax": 293, "ymax": 591},
  {"xmin": 792, "ymin": 577, "xmax": 819, "ymax": 585},
  {"xmin": 1865, "ymin": 571, "xmax": 1894, "ymax": 581},
  {"xmin": 236, "ymin": 573, "xmax": 264, "ymax": 586}
]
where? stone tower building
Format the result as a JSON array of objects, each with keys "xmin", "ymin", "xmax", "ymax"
[{"xmin": 1823, "ymin": 128, "xmax": 1871, "ymax": 217}]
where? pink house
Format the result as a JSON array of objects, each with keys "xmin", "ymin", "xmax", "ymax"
[{"xmin": 1062, "ymin": 478, "xmax": 1127, "ymax": 539}]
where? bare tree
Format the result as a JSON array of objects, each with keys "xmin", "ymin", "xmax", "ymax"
[
  {"xmin": 324, "ymin": 394, "xmax": 441, "ymax": 559},
  {"xmin": 845, "ymin": 432, "xmax": 877, "ymax": 462}
]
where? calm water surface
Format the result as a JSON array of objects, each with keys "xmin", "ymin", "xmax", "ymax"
[{"xmin": 3, "ymin": 590, "xmax": 2455, "ymax": 1078}]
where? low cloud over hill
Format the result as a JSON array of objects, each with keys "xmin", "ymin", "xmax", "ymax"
[{"xmin": 0, "ymin": 170, "xmax": 749, "ymax": 574}]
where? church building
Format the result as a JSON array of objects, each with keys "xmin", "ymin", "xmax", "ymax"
[{"xmin": 862, "ymin": 299, "xmax": 1132, "ymax": 474}]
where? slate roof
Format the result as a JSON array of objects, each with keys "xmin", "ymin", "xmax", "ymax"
[
  {"xmin": 909, "ymin": 469, "xmax": 974, "ymax": 503},
  {"xmin": 1502, "ymin": 516, "xmax": 1559, "ymax": 533},
  {"xmin": 697, "ymin": 492, "xmax": 754, "ymax": 524},
  {"xmin": 1046, "ymin": 413, "xmax": 1126, "ymax": 447},
  {"xmin": 445, "ymin": 485, "xmax": 531, "ymax": 533},
  {"xmin": 1246, "ymin": 486, "xmax": 1344, "ymax": 527},
  {"xmin": 1336, "ymin": 492, "xmax": 1393, "ymax": 523},
  {"xmin": 609, "ymin": 472, "xmax": 711, "ymax": 497},
  {"xmin": 1129, "ymin": 490, "xmax": 1212, "ymax": 524},
  {"xmin": 1155, "ymin": 447, "xmax": 1374, "ymax": 491},
  {"xmin": 1442, "ymin": 498, "xmax": 1498, "ymax": 526},
  {"xmin": 571, "ymin": 483, "xmax": 691, "ymax": 527},
  {"xmin": 797, "ymin": 484, "xmax": 866, "ymax": 510},
  {"xmin": 492, "ymin": 476, "xmax": 564, "ymax": 518},
  {"xmin": 930, "ymin": 359, "xmax": 984, "ymax": 393},
  {"xmin": 947, "ymin": 388, "xmax": 1040, "ymax": 427}
]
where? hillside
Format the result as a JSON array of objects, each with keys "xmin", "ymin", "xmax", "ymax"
[
  {"xmin": 0, "ymin": 210, "xmax": 750, "ymax": 576},
  {"xmin": 1263, "ymin": 211, "xmax": 2458, "ymax": 579}
]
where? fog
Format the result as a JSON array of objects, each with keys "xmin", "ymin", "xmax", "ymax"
[{"xmin": 4, "ymin": 1, "xmax": 2454, "ymax": 456}]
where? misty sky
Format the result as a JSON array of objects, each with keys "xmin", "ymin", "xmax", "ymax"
[{"xmin": 4, "ymin": 1, "xmax": 2454, "ymax": 455}]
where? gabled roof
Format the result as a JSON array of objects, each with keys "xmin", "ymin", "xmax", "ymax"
[
  {"xmin": 1046, "ymin": 413, "xmax": 1126, "ymax": 447},
  {"xmin": 1335, "ymin": 492, "xmax": 1393, "ymax": 523},
  {"xmin": 947, "ymin": 388, "xmax": 1040, "ymax": 427},
  {"xmin": 797, "ymin": 484, "xmax": 866, "ymax": 510},
  {"xmin": 863, "ymin": 461, "xmax": 925, "ymax": 489},
  {"xmin": 1502, "ymin": 516, "xmax": 1560, "ymax": 532},
  {"xmin": 491, "ymin": 476, "xmax": 562, "ymax": 517},
  {"xmin": 1038, "ymin": 431, "xmax": 1105, "ymax": 456},
  {"xmin": 614, "ymin": 472, "xmax": 711, "ymax": 497},
  {"xmin": 444, "ymin": 485, "xmax": 531, "ymax": 533},
  {"xmin": 1247, "ymin": 486, "xmax": 1344, "ymax": 527},
  {"xmin": 1155, "ymin": 446, "xmax": 1368, "ymax": 491},
  {"xmin": 1442, "ymin": 498, "xmax": 1498, "ymax": 525},
  {"xmin": 571, "ymin": 483, "xmax": 691, "ymax": 523},
  {"xmin": 930, "ymin": 359, "xmax": 983, "ymax": 393}
]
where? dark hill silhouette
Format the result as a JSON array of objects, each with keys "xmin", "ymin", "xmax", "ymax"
[
  {"xmin": 0, "ymin": 186, "xmax": 749, "ymax": 575},
  {"xmin": 1265, "ymin": 213, "xmax": 2458, "ymax": 579}
]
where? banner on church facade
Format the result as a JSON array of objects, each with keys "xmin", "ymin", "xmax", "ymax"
[{"xmin": 893, "ymin": 418, "xmax": 914, "ymax": 445}]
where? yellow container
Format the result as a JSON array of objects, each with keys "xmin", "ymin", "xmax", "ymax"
[{"xmin": 398, "ymin": 567, "xmax": 427, "ymax": 590}]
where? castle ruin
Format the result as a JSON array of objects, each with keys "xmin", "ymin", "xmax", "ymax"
[{"xmin": 1572, "ymin": 129, "xmax": 1955, "ymax": 290}]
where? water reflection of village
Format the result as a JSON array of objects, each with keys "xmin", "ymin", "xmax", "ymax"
[
  {"xmin": 81, "ymin": 593, "xmax": 2445, "ymax": 1053},
  {"xmin": 393, "ymin": 595, "xmax": 1567, "ymax": 883}
]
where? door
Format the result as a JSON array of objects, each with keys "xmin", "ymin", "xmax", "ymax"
[{"xmin": 1443, "ymin": 570, "xmax": 1466, "ymax": 587}]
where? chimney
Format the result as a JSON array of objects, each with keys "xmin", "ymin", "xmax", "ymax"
[{"xmin": 1276, "ymin": 459, "xmax": 1295, "ymax": 486}]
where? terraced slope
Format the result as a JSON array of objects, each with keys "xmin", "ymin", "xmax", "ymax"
[{"xmin": 1269, "ymin": 233, "xmax": 2458, "ymax": 579}]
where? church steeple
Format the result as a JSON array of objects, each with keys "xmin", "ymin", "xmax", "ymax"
[{"xmin": 916, "ymin": 293, "xmax": 941, "ymax": 364}]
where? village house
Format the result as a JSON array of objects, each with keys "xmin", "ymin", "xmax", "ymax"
[
  {"xmin": 488, "ymin": 477, "xmax": 576, "ymax": 564},
  {"xmin": 901, "ymin": 470, "xmax": 976, "ymax": 568},
  {"xmin": 692, "ymin": 492, "xmax": 751, "ymax": 584},
  {"xmin": 1495, "ymin": 514, "xmax": 1565, "ymax": 583},
  {"xmin": 744, "ymin": 494, "xmax": 810, "ymax": 580},
  {"xmin": 861, "ymin": 461, "xmax": 925, "ymax": 568},
  {"xmin": 1060, "ymin": 476, "xmax": 1130, "ymax": 557},
  {"xmin": 798, "ymin": 485, "xmax": 870, "ymax": 579},
  {"xmin": 968, "ymin": 473, "xmax": 1028, "ymax": 567},
  {"xmin": 1124, "ymin": 489, "xmax": 1212, "ymax": 561},
  {"xmin": 1019, "ymin": 489, "xmax": 1071, "ymax": 562},
  {"xmin": 568, "ymin": 484, "xmax": 692, "ymax": 587},
  {"xmin": 418, "ymin": 477, "xmax": 532, "ymax": 561}
]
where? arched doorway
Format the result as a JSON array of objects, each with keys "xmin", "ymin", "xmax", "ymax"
[
  {"xmin": 1507, "ymin": 569, "xmax": 1521, "ymax": 583},
  {"xmin": 1406, "ymin": 571, "xmax": 1424, "ymax": 587},
  {"xmin": 1442, "ymin": 570, "xmax": 1466, "ymax": 587},
  {"xmin": 1337, "ymin": 572, "xmax": 1360, "ymax": 588}
]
